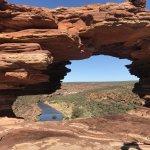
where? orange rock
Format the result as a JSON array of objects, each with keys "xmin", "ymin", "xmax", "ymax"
[{"xmin": 0, "ymin": 0, "xmax": 149, "ymax": 116}]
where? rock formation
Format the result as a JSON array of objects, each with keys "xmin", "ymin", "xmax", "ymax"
[
  {"xmin": 0, "ymin": 112, "xmax": 150, "ymax": 150},
  {"xmin": 128, "ymin": 0, "xmax": 146, "ymax": 9},
  {"xmin": 0, "ymin": 0, "xmax": 150, "ymax": 116}
]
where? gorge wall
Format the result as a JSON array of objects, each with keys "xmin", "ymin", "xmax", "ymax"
[{"xmin": 0, "ymin": 0, "xmax": 149, "ymax": 116}]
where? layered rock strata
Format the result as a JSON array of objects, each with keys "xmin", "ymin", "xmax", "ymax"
[
  {"xmin": 0, "ymin": 113, "xmax": 150, "ymax": 149},
  {"xmin": 0, "ymin": 0, "xmax": 149, "ymax": 116}
]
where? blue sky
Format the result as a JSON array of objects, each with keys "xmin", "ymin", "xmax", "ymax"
[
  {"xmin": 8, "ymin": 0, "xmax": 124, "ymax": 7},
  {"xmin": 8, "ymin": 0, "xmax": 150, "ymax": 82}
]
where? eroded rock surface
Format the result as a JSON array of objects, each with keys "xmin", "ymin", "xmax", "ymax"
[
  {"xmin": 0, "ymin": 112, "xmax": 150, "ymax": 150},
  {"xmin": 0, "ymin": 0, "xmax": 150, "ymax": 116}
]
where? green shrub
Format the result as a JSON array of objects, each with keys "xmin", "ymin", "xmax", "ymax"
[
  {"xmin": 72, "ymin": 107, "xmax": 84, "ymax": 119},
  {"xmin": 52, "ymin": 115, "xmax": 57, "ymax": 120}
]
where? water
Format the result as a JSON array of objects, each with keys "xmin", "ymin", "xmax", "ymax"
[{"xmin": 38, "ymin": 102, "xmax": 64, "ymax": 121}]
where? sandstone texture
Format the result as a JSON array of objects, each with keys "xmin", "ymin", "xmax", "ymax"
[
  {"xmin": 0, "ymin": 2, "xmax": 150, "ymax": 149},
  {"xmin": 0, "ymin": 0, "xmax": 149, "ymax": 115},
  {"xmin": 0, "ymin": 112, "xmax": 150, "ymax": 150}
]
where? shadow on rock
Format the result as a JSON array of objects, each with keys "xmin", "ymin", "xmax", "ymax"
[{"xmin": 121, "ymin": 142, "xmax": 142, "ymax": 150}]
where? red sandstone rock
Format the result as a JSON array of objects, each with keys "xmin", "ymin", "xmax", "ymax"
[
  {"xmin": 0, "ymin": 0, "xmax": 149, "ymax": 116},
  {"xmin": 0, "ymin": 113, "xmax": 150, "ymax": 149}
]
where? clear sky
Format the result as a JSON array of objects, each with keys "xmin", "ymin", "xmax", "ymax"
[{"xmin": 8, "ymin": 0, "xmax": 150, "ymax": 82}]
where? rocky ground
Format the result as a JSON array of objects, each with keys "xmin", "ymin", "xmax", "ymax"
[{"xmin": 0, "ymin": 110, "xmax": 150, "ymax": 150}]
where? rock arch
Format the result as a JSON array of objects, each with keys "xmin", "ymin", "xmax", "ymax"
[{"xmin": 0, "ymin": 0, "xmax": 149, "ymax": 116}]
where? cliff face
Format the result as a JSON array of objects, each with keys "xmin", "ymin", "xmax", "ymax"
[{"xmin": 0, "ymin": 0, "xmax": 150, "ymax": 116}]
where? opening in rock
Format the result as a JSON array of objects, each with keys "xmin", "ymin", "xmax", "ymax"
[
  {"xmin": 64, "ymin": 55, "xmax": 138, "ymax": 82},
  {"xmin": 0, "ymin": 1, "xmax": 149, "ymax": 149}
]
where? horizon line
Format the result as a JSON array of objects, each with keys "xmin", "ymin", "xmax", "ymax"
[{"xmin": 63, "ymin": 80, "xmax": 138, "ymax": 83}]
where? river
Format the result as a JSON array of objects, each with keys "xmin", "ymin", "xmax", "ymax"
[{"xmin": 38, "ymin": 102, "xmax": 64, "ymax": 121}]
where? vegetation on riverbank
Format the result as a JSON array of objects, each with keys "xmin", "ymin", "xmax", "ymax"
[
  {"xmin": 13, "ymin": 95, "xmax": 42, "ymax": 120},
  {"xmin": 13, "ymin": 81, "xmax": 144, "ymax": 121},
  {"xmin": 46, "ymin": 82, "xmax": 142, "ymax": 120}
]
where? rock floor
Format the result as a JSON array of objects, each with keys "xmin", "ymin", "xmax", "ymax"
[{"xmin": 0, "ymin": 108, "xmax": 150, "ymax": 150}]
